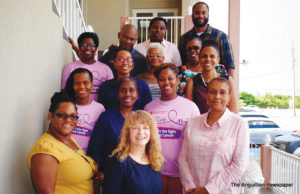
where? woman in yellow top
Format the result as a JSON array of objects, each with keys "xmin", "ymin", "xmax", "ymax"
[{"xmin": 28, "ymin": 92, "xmax": 97, "ymax": 194}]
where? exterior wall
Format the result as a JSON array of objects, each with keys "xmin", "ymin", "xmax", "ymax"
[
  {"xmin": 0, "ymin": 0, "xmax": 73, "ymax": 193},
  {"xmin": 181, "ymin": 0, "xmax": 229, "ymax": 33},
  {"xmin": 87, "ymin": 0, "xmax": 130, "ymax": 51},
  {"xmin": 181, "ymin": 0, "xmax": 199, "ymax": 16},
  {"xmin": 228, "ymin": 0, "xmax": 240, "ymax": 94},
  {"xmin": 130, "ymin": 0, "xmax": 180, "ymax": 11},
  {"xmin": 87, "ymin": 0, "xmax": 180, "ymax": 51}
]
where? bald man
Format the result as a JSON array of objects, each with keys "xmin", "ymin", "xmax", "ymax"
[{"xmin": 100, "ymin": 24, "xmax": 148, "ymax": 77}]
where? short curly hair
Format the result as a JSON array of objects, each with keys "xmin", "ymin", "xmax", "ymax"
[
  {"xmin": 200, "ymin": 39, "xmax": 220, "ymax": 57},
  {"xmin": 192, "ymin": 1, "xmax": 209, "ymax": 12},
  {"xmin": 185, "ymin": 36, "xmax": 202, "ymax": 50},
  {"xmin": 149, "ymin": 17, "xmax": 168, "ymax": 30},
  {"xmin": 207, "ymin": 77, "xmax": 231, "ymax": 94},
  {"xmin": 153, "ymin": 63, "xmax": 178, "ymax": 80},
  {"xmin": 49, "ymin": 91, "xmax": 76, "ymax": 114},
  {"xmin": 77, "ymin": 32, "xmax": 99, "ymax": 48}
]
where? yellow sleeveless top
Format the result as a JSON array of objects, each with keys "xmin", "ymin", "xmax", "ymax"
[{"xmin": 28, "ymin": 133, "xmax": 96, "ymax": 194}]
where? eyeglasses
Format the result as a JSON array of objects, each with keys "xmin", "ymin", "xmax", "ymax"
[
  {"xmin": 81, "ymin": 43, "xmax": 96, "ymax": 48},
  {"xmin": 186, "ymin": 46, "xmax": 200, "ymax": 52},
  {"xmin": 147, "ymin": 54, "xmax": 163, "ymax": 58},
  {"xmin": 55, "ymin": 113, "xmax": 79, "ymax": 121},
  {"xmin": 114, "ymin": 58, "xmax": 133, "ymax": 63}
]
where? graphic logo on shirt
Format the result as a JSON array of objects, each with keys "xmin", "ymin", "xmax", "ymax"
[
  {"xmin": 72, "ymin": 126, "xmax": 92, "ymax": 137},
  {"xmin": 92, "ymin": 71, "xmax": 109, "ymax": 84},
  {"xmin": 91, "ymin": 85, "xmax": 100, "ymax": 94},
  {"xmin": 78, "ymin": 113, "xmax": 95, "ymax": 128},
  {"xmin": 153, "ymin": 110, "xmax": 187, "ymax": 126},
  {"xmin": 158, "ymin": 127, "xmax": 181, "ymax": 139}
]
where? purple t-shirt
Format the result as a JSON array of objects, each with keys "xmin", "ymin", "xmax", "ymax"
[
  {"xmin": 61, "ymin": 60, "xmax": 114, "ymax": 101},
  {"xmin": 71, "ymin": 101, "xmax": 105, "ymax": 153},
  {"xmin": 144, "ymin": 96, "xmax": 200, "ymax": 177}
]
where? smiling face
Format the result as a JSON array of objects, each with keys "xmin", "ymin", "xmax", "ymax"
[
  {"xmin": 200, "ymin": 46, "xmax": 220, "ymax": 72},
  {"xmin": 207, "ymin": 81, "xmax": 230, "ymax": 112},
  {"xmin": 118, "ymin": 81, "xmax": 138, "ymax": 108},
  {"xmin": 146, "ymin": 48, "xmax": 164, "ymax": 69},
  {"xmin": 129, "ymin": 123, "xmax": 150, "ymax": 148},
  {"xmin": 49, "ymin": 102, "xmax": 78, "ymax": 137},
  {"xmin": 73, "ymin": 72, "xmax": 93, "ymax": 101},
  {"xmin": 192, "ymin": 3, "xmax": 209, "ymax": 28},
  {"xmin": 186, "ymin": 39, "xmax": 201, "ymax": 65},
  {"xmin": 157, "ymin": 68, "xmax": 179, "ymax": 101},
  {"xmin": 150, "ymin": 20, "xmax": 166, "ymax": 43},
  {"xmin": 114, "ymin": 50, "xmax": 133, "ymax": 76},
  {"xmin": 79, "ymin": 38, "xmax": 96, "ymax": 61}
]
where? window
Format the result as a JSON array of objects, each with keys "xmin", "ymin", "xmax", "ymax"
[
  {"xmin": 131, "ymin": 9, "xmax": 179, "ymax": 43},
  {"xmin": 248, "ymin": 120, "xmax": 279, "ymax": 128}
]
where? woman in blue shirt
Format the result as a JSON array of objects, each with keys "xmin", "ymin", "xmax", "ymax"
[
  {"xmin": 87, "ymin": 77, "xmax": 139, "ymax": 184},
  {"xmin": 97, "ymin": 49, "xmax": 152, "ymax": 110},
  {"xmin": 103, "ymin": 110, "xmax": 164, "ymax": 194}
]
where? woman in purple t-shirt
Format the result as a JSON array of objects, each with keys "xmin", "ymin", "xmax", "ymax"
[
  {"xmin": 144, "ymin": 63, "xmax": 200, "ymax": 194},
  {"xmin": 65, "ymin": 68, "xmax": 105, "ymax": 153},
  {"xmin": 62, "ymin": 32, "xmax": 114, "ymax": 101}
]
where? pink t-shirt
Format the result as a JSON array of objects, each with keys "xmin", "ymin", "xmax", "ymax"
[
  {"xmin": 144, "ymin": 96, "xmax": 200, "ymax": 177},
  {"xmin": 71, "ymin": 101, "xmax": 105, "ymax": 153},
  {"xmin": 61, "ymin": 60, "xmax": 114, "ymax": 101}
]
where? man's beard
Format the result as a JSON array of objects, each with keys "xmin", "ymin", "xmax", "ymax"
[{"xmin": 192, "ymin": 17, "xmax": 209, "ymax": 28}]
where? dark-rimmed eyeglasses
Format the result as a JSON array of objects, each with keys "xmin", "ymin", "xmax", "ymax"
[
  {"xmin": 114, "ymin": 58, "xmax": 133, "ymax": 63},
  {"xmin": 186, "ymin": 46, "xmax": 200, "ymax": 52},
  {"xmin": 55, "ymin": 113, "xmax": 79, "ymax": 121},
  {"xmin": 81, "ymin": 43, "xmax": 96, "ymax": 48}
]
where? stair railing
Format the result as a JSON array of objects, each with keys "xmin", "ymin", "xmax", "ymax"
[{"xmin": 53, "ymin": 0, "xmax": 87, "ymax": 59}]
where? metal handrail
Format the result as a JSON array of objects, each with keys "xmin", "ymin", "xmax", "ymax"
[{"xmin": 53, "ymin": 0, "xmax": 87, "ymax": 59}]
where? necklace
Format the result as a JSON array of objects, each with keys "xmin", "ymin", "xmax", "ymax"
[
  {"xmin": 190, "ymin": 62, "xmax": 201, "ymax": 68},
  {"xmin": 201, "ymin": 71, "xmax": 217, "ymax": 87},
  {"xmin": 129, "ymin": 153, "xmax": 148, "ymax": 163},
  {"xmin": 47, "ymin": 131, "xmax": 97, "ymax": 175},
  {"xmin": 48, "ymin": 131, "xmax": 79, "ymax": 150}
]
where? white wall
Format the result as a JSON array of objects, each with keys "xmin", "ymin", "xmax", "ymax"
[
  {"xmin": 0, "ymin": 0, "xmax": 72, "ymax": 193},
  {"xmin": 130, "ymin": 0, "xmax": 180, "ymax": 11},
  {"xmin": 87, "ymin": 0, "xmax": 130, "ymax": 51},
  {"xmin": 181, "ymin": 0, "xmax": 228, "ymax": 33}
]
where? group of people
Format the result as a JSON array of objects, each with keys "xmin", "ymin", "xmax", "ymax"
[{"xmin": 27, "ymin": 2, "xmax": 249, "ymax": 194}]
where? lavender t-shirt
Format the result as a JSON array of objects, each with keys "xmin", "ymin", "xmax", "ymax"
[
  {"xmin": 71, "ymin": 101, "xmax": 105, "ymax": 153},
  {"xmin": 61, "ymin": 60, "xmax": 114, "ymax": 101},
  {"xmin": 144, "ymin": 96, "xmax": 200, "ymax": 177}
]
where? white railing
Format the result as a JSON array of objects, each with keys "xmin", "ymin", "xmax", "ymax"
[
  {"xmin": 53, "ymin": 0, "xmax": 87, "ymax": 59},
  {"xmin": 128, "ymin": 16, "xmax": 185, "ymax": 46},
  {"xmin": 271, "ymin": 147, "xmax": 300, "ymax": 194}
]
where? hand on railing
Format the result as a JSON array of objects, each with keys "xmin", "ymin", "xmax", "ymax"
[{"xmin": 68, "ymin": 36, "xmax": 80, "ymax": 58}]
